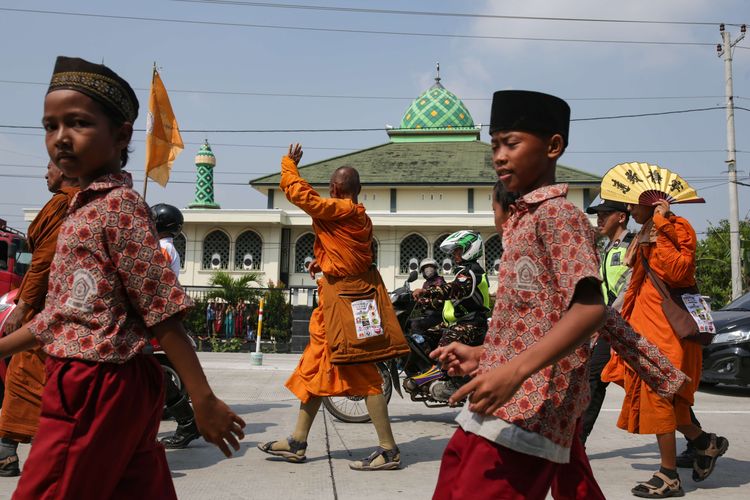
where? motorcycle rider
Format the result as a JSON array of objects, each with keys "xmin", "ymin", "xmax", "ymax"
[
  {"xmin": 150, "ymin": 203, "xmax": 201, "ymax": 449},
  {"xmin": 405, "ymin": 230, "xmax": 491, "ymax": 400},
  {"xmin": 408, "ymin": 258, "xmax": 446, "ymax": 349}
]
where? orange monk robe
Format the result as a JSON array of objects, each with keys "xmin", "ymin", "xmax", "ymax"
[
  {"xmin": 279, "ymin": 155, "xmax": 382, "ymax": 402},
  {"xmin": 602, "ymin": 212, "xmax": 702, "ymax": 435},
  {"xmin": 0, "ymin": 187, "xmax": 78, "ymax": 441}
]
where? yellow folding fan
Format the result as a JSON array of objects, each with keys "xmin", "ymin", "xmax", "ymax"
[{"xmin": 600, "ymin": 162, "xmax": 705, "ymax": 206}]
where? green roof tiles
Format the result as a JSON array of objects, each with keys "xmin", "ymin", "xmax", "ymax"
[{"xmin": 250, "ymin": 141, "xmax": 601, "ymax": 187}]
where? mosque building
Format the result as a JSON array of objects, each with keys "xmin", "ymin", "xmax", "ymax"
[{"xmin": 169, "ymin": 74, "xmax": 602, "ymax": 295}]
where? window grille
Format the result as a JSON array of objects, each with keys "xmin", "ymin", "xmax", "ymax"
[
  {"xmin": 234, "ymin": 230, "xmax": 262, "ymax": 270},
  {"xmin": 202, "ymin": 230, "xmax": 230, "ymax": 269},
  {"xmin": 399, "ymin": 234, "xmax": 427, "ymax": 274},
  {"xmin": 372, "ymin": 239, "xmax": 379, "ymax": 266},
  {"xmin": 433, "ymin": 233, "xmax": 450, "ymax": 263},
  {"xmin": 294, "ymin": 233, "xmax": 315, "ymax": 273},
  {"xmin": 173, "ymin": 233, "xmax": 186, "ymax": 269},
  {"xmin": 485, "ymin": 235, "xmax": 503, "ymax": 275}
]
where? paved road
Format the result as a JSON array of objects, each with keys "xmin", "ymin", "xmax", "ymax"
[{"xmin": 2, "ymin": 352, "xmax": 748, "ymax": 499}]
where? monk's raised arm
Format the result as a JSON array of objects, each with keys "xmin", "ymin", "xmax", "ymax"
[{"xmin": 279, "ymin": 155, "xmax": 357, "ymax": 220}]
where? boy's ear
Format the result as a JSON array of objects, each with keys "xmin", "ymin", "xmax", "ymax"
[
  {"xmin": 115, "ymin": 122, "xmax": 134, "ymax": 150},
  {"xmin": 546, "ymin": 133, "xmax": 565, "ymax": 159}
]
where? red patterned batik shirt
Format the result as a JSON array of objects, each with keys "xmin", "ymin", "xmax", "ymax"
[
  {"xmin": 28, "ymin": 172, "xmax": 192, "ymax": 363},
  {"xmin": 478, "ymin": 184, "xmax": 601, "ymax": 449}
]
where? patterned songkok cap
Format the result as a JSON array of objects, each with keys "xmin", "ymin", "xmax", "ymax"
[{"xmin": 48, "ymin": 56, "xmax": 139, "ymax": 123}]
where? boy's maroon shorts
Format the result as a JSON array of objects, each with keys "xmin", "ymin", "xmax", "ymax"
[
  {"xmin": 13, "ymin": 354, "xmax": 176, "ymax": 500},
  {"xmin": 433, "ymin": 425, "xmax": 604, "ymax": 500}
]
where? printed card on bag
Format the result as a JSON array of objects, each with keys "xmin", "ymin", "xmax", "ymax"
[
  {"xmin": 681, "ymin": 294, "xmax": 716, "ymax": 334},
  {"xmin": 351, "ymin": 298, "xmax": 384, "ymax": 339}
]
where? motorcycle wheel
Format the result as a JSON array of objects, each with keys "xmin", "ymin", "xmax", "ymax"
[{"xmin": 322, "ymin": 363, "xmax": 393, "ymax": 423}]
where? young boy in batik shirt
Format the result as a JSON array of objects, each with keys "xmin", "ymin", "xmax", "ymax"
[{"xmin": 432, "ymin": 91, "xmax": 607, "ymax": 500}]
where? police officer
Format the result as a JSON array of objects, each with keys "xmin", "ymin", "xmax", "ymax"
[{"xmin": 582, "ymin": 199, "xmax": 633, "ymax": 443}]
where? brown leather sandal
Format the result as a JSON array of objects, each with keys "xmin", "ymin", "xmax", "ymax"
[
  {"xmin": 631, "ymin": 472, "xmax": 684, "ymax": 498},
  {"xmin": 257, "ymin": 436, "xmax": 307, "ymax": 463}
]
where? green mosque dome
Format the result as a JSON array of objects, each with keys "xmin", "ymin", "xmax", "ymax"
[{"xmin": 399, "ymin": 76, "xmax": 475, "ymax": 130}]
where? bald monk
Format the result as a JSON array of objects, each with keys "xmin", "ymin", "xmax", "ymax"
[
  {"xmin": 602, "ymin": 199, "xmax": 728, "ymax": 497},
  {"xmin": 258, "ymin": 144, "xmax": 401, "ymax": 470},
  {"xmin": 0, "ymin": 162, "xmax": 79, "ymax": 477}
]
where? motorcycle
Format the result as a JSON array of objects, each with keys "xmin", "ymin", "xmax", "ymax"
[{"xmin": 323, "ymin": 271, "xmax": 484, "ymax": 423}]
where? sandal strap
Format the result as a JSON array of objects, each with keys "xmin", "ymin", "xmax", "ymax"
[
  {"xmin": 652, "ymin": 471, "xmax": 678, "ymax": 488},
  {"xmin": 361, "ymin": 446, "xmax": 399, "ymax": 466},
  {"xmin": 259, "ymin": 437, "xmax": 307, "ymax": 454},
  {"xmin": 286, "ymin": 436, "xmax": 308, "ymax": 453}
]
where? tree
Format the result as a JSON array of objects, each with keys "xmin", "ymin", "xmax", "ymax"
[
  {"xmin": 262, "ymin": 281, "xmax": 292, "ymax": 344},
  {"xmin": 205, "ymin": 271, "xmax": 263, "ymax": 308},
  {"xmin": 695, "ymin": 218, "xmax": 750, "ymax": 309}
]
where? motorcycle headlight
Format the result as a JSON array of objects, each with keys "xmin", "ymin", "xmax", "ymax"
[{"xmin": 711, "ymin": 330, "xmax": 750, "ymax": 345}]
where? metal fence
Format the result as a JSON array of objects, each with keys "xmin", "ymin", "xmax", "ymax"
[{"xmin": 183, "ymin": 285, "xmax": 318, "ymax": 307}]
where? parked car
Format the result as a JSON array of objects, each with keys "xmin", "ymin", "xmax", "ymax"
[
  {"xmin": 702, "ymin": 291, "xmax": 750, "ymax": 386},
  {"xmin": 0, "ymin": 289, "xmax": 19, "ymax": 406}
]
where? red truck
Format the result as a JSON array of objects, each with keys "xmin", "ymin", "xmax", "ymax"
[{"xmin": 0, "ymin": 218, "xmax": 29, "ymax": 296}]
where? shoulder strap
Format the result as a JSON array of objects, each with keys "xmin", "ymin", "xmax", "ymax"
[{"xmin": 640, "ymin": 255, "xmax": 670, "ymax": 300}]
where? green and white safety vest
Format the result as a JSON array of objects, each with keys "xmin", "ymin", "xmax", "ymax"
[{"xmin": 601, "ymin": 231, "xmax": 633, "ymax": 306}]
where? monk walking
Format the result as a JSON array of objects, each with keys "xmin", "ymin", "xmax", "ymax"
[
  {"xmin": 603, "ymin": 198, "xmax": 728, "ymax": 498},
  {"xmin": 258, "ymin": 143, "xmax": 401, "ymax": 470},
  {"xmin": 0, "ymin": 162, "xmax": 79, "ymax": 476}
]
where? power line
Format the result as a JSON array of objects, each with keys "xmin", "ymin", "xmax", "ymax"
[
  {"xmin": 0, "ymin": 8, "xmax": 724, "ymax": 47},
  {"xmin": 0, "ymin": 79, "xmax": 733, "ymax": 102},
  {"xmin": 3, "ymin": 130, "xmax": 748, "ymax": 155},
  {"xmin": 0, "ymin": 105, "xmax": 742, "ymax": 133},
  {"xmin": 173, "ymin": 0, "xmax": 745, "ymax": 28}
]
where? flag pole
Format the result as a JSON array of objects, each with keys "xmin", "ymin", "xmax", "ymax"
[{"xmin": 143, "ymin": 62, "xmax": 157, "ymax": 201}]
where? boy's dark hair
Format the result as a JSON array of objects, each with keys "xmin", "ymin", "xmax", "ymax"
[{"xmin": 493, "ymin": 180, "xmax": 519, "ymax": 211}]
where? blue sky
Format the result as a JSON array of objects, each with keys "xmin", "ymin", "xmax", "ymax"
[{"xmin": 1, "ymin": 0, "xmax": 748, "ymax": 237}]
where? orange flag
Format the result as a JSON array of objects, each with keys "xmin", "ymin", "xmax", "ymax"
[{"xmin": 145, "ymin": 68, "xmax": 183, "ymax": 187}]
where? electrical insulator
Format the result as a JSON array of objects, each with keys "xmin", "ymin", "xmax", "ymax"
[
  {"xmin": 741, "ymin": 24, "xmax": 747, "ymax": 34},
  {"xmin": 719, "ymin": 23, "xmax": 725, "ymax": 32}
]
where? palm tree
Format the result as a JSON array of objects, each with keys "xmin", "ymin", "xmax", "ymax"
[{"xmin": 206, "ymin": 271, "xmax": 263, "ymax": 308}]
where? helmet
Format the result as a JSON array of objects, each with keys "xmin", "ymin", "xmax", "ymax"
[
  {"xmin": 150, "ymin": 203, "xmax": 184, "ymax": 238},
  {"xmin": 418, "ymin": 258, "xmax": 438, "ymax": 273},
  {"xmin": 440, "ymin": 230, "xmax": 483, "ymax": 262}
]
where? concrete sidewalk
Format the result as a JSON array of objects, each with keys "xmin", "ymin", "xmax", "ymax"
[{"xmin": 1, "ymin": 352, "xmax": 748, "ymax": 499}]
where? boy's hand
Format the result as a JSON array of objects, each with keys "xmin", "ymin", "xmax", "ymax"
[
  {"xmin": 288, "ymin": 143, "xmax": 303, "ymax": 165},
  {"xmin": 192, "ymin": 394, "xmax": 246, "ymax": 458},
  {"xmin": 3, "ymin": 301, "xmax": 31, "ymax": 333},
  {"xmin": 449, "ymin": 362, "xmax": 523, "ymax": 413},
  {"xmin": 430, "ymin": 342, "xmax": 483, "ymax": 377}
]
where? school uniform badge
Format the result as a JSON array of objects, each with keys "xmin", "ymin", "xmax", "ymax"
[{"xmin": 65, "ymin": 269, "xmax": 96, "ymax": 312}]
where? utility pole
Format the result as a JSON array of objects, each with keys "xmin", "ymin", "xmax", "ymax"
[{"xmin": 717, "ymin": 23, "xmax": 746, "ymax": 301}]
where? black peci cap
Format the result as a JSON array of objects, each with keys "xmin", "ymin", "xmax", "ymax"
[{"xmin": 489, "ymin": 90, "xmax": 570, "ymax": 146}]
